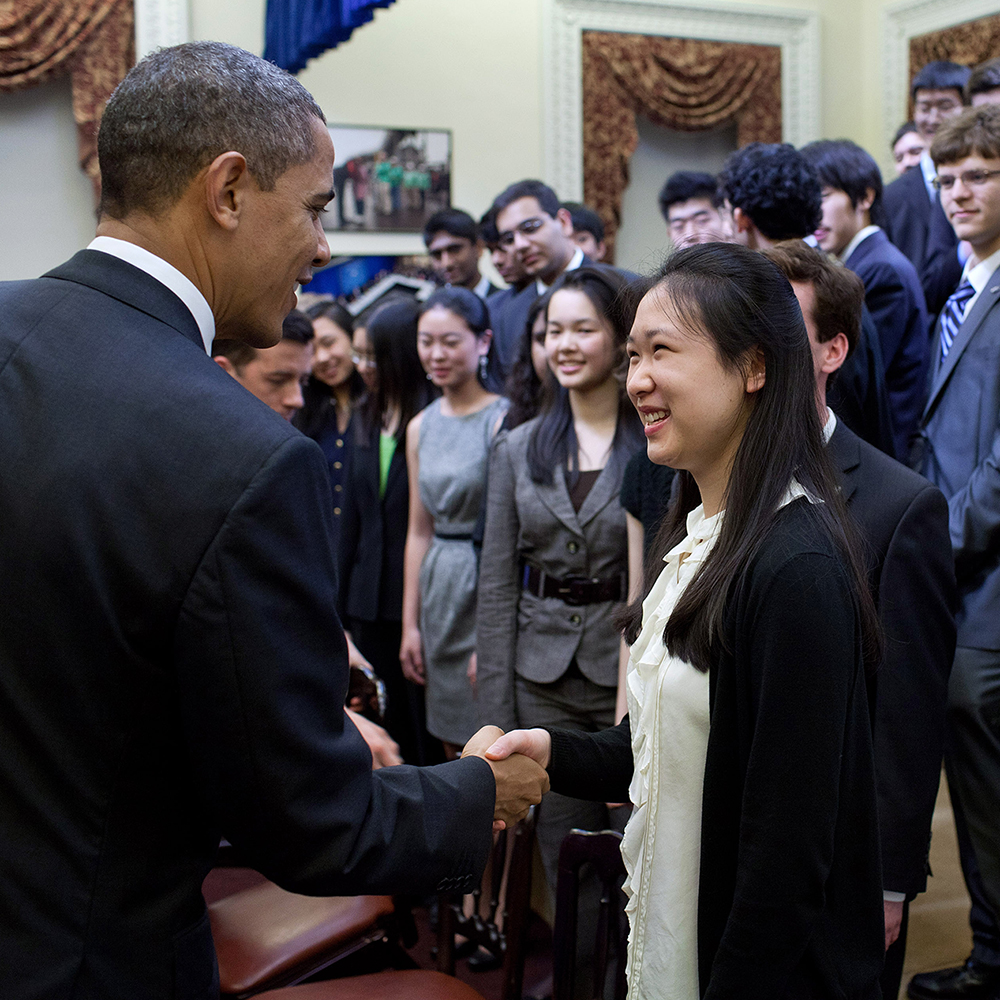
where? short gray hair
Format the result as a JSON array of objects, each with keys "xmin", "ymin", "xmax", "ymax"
[{"xmin": 98, "ymin": 41, "xmax": 326, "ymax": 218}]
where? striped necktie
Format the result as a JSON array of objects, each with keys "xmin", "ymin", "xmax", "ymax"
[{"xmin": 940, "ymin": 279, "xmax": 976, "ymax": 361}]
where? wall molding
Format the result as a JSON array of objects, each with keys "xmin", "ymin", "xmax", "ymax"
[
  {"xmin": 882, "ymin": 0, "xmax": 1000, "ymax": 149},
  {"xmin": 541, "ymin": 0, "xmax": 820, "ymax": 201},
  {"xmin": 134, "ymin": 0, "xmax": 191, "ymax": 60}
]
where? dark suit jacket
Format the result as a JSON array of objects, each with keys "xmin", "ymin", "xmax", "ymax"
[
  {"xmin": 547, "ymin": 500, "xmax": 883, "ymax": 1000},
  {"xmin": 845, "ymin": 229, "xmax": 930, "ymax": 459},
  {"xmin": 0, "ymin": 251, "xmax": 494, "ymax": 1000},
  {"xmin": 337, "ymin": 416, "xmax": 408, "ymax": 624},
  {"xmin": 827, "ymin": 305, "xmax": 896, "ymax": 458},
  {"xmin": 828, "ymin": 420, "xmax": 955, "ymax": 894},
  {"xmin": 919, "ymin": 262, "xmax": 1000, "ymax": 650},
  {"xmin": 884, "ymin": 165, "xmax": 961, "ymax": 313}
]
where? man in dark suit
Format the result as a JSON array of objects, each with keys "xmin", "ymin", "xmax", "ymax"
[
  {"xmin": 563, "ymin": 201, "xmax": 608, "ymax": 261},
  {"xmin": 423, "ymin": 207, "xmax": 500, "ymax": 299},
  {"xmin": 486, "ymin": 179, "xmax": 588, "ymax": 382},
  {"xmin": 719, "ymin": 142, "xmax": 897, "ymax": 457},
  {"xmin": 0, "ymin": 42, "xmax": 547, "ymax": 1000},
  {"xmin": 802, "ymin": 138, "xmax": 930, "ymax": 459},
  {"xmin": 908, "ymin": 104, "xmax": 1000, "ymax": 1000},
  {"xmin": 884, "ymin": 61, "xmax": 971, "ymax": 315},
  {"xmin": 765, "ymin": 242, "xmax": 956, "ymax": 1000}
]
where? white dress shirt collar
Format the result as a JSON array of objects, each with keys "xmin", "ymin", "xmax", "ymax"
[
  {"xmin": 840, "ymin": 225, "xmax": 881, "ymax": 265},
  {"xmin": 473, "ymin": 272, "xmax": 493, "ymax": 300},
  {"xmin": 920, "ymin": 151, "xmax": 937, "ymax": 204},
  {"xmin": 87, "ymin": 236, "xmax": 216, "ymax": 353},
  {"xmin": 536, "ymin": 245, "xmax": 585, "ymax": 295},
  {"xmin": 822, "ymin": 406, "xmax": 837, "ymax": 443},
  {"xmin": 959, "ymin": 243, "xmax": 1000, "ymax": 319}
]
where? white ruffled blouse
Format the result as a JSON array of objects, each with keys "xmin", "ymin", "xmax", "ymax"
[{"xmin": 621, "ymin": 484, "xmax": 811, "ymax": 1000}]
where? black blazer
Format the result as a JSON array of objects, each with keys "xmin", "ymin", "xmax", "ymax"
[
  {"xmin": 337, "ymin": 416, "xmax": 409, "ymax": 624},
  {"xmin": 845, "ymin": 229, "xmax": 930, "ymax": 458},
  {"xmin": 547, "ymin": 500, "xmax": 883, "ymax": 1000},
  {"xmin": 883, "ymin": 165, "xmax": 961, "ymax": 313},
  {"xmin": 0, "ymin": 251, "xmax": 494, "ymax": 1000},
  {"xmin": 829, "ymin": 420, "xmax": 956, "ymax": 894}
]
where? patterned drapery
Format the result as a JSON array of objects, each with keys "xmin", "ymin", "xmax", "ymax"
[
  {"xmin": 910, "ymin": 13, "xmax": 1000, "ymax": 86},
  {"xmin": 265, "ymin": 0, "xmax": 397, "ymax": 75},
  {"xmin": 582, "ymin": 31, "xmax": 782, "ymax": 261},
  {"xmin": 0, "ymin": 0, "xmax": 135, "ymax": 204}
]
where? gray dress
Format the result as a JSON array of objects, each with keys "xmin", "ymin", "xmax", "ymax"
[{"xmin": 418, "ymin": 396, "xmax": 507, "ymax": 745}]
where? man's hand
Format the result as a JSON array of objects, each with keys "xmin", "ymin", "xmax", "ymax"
[
  {"xmin": 346, "ymin": 708, "xmax": 402, "ymax": 769},
  {"xmin": 884, "ymin": 898, "xmax": 904, "ymax": 950},
  {"xmin": 484, "ymin": 728, "xmax": 552, "ymax": 771},
  {"xmin": 463, "ymin": 726, "xmax": 550, "ymax": 830}
]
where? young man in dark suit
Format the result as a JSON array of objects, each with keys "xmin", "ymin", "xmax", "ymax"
[
  {"xmin": 802, "ymin": 138, "xmax": 930, "ymax": 459},
  {"xmin": 884, "ymin": 61, "xmax": 971, "ymax": 315},
  {"xmin": 0, "ymin": 42, "xmax": 547, "ymax": 1000},
  {"xmin": 909, "ymin": 104, "xmax": 1000, "ymax": 1000},
  {"xmin": 422, "ymin": 207, "xmax": 500, "ymax": 299},
  {"xmin": 766, "ymin": 242, "xmax": 956, "ymax": 1000}
]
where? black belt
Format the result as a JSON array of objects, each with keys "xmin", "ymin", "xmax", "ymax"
[
  {"xmin": 434, "ymin": 531, "xmax": 473, "ymax": 541},
  {"xmin": 521, "ymin": 564, "xmax": 626, "ymax": 606}
]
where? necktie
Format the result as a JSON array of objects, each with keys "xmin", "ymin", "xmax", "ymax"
[{"xmin": 939, "ymin": 279, "xmax": 976, "ymax": 361}]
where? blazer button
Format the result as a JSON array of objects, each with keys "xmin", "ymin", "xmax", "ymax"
[
  {"xmin": 567, "ymin": 540, "xmax": 579, "ymax": 553},
  {"xmin": 334, "ymin": 484, "xmax": 342, "ymax": 492},
  {"xmin": 336, "ymin": 438, "xmax": 344, "ymax": 447},
  {"xmin": 334, "ymin": 461, "xmax": 343, "ymax": 470},
  {"xmin": 334, "ymin": 507, "xmax": 342, "ymax": 515},
  {"xmin": 570, "ymin": 613, "xmax": 582, "ymax": 625}
]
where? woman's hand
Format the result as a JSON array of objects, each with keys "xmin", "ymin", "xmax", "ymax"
[
  {"xmin": 485, "ymin": 728, "xmax": 552, "ymax": 771},
  {"xmin": 399, "ymin": 626, "xmax": 426, "ymax": 685}
]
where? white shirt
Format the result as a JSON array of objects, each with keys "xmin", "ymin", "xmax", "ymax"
[
  {"xmin": 958, "ymin": 243, "xmax": 1000, "ymax": 319},
  {"xmin": 840, "ymin": 225, "xmax": 881, "ymax": 266},
  {"xmin": 473, "ymin": 272, "xmax": 493, "ymax": 300},
  {"xmin": 535, "ymin": 245, "xmax": 585, "ymax": 296},
  {"xmin": 87, "ymin": 236, "xmax": 216, "ymax": 354},
  {"xmin": 920, "ymin": 150, "xmax": 938, "ymax": 205}
]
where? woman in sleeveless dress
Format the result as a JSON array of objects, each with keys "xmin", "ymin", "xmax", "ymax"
[
  {"xmin": 400, "ymin": 287, "xmax": 507, "ymax": 759},
  {"xmin": 487, "ymin": 244, "xmax": 885, "ymax": 1000}
]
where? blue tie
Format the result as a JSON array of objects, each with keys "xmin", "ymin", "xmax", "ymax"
[{"xmin": 940, "ymin": 279, "xmax": 976, "ymax": 361}]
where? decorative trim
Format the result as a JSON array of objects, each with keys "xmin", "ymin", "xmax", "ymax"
[
  {"xmin": 541, "ymin": 0, "xmax": 820, "ymax": 201},
  {"xmin": 322, "ymin": 231, "xmax": 427, "ymax": 257},
  {"xmin": 134, "ymin": 0, "xmax": 191, "ymax": 60},
  {"xmin": 882, "ymin": 0, "xmax": 1000, "ymax": 148}
]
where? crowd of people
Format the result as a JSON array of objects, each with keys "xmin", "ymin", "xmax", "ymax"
[{"xmin": 5, "ymin": 38, "xmax": 1000, "ymax": 1000}]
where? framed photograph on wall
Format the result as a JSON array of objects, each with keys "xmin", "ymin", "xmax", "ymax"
[{"xmin": 327, "ymin": 125, "xmax": 452, "ymax": 235}]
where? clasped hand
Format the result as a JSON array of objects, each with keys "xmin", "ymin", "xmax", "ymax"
[{"xmin": 462, "ymin": 726, "xmax": 552, "ymax": 830}]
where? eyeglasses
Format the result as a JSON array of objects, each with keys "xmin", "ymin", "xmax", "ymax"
[
  {"xmin": 933, "ymin": 168, "xmax": 1000, "ymax": 191},
  {"xmin": 498, "ymin": 217, "xmax": 546, "ymax": 248},
  {"xmin": 351, "ymin": 353, "xmax": 376, "ymax": 367}
]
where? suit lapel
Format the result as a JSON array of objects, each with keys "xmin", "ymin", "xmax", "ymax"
[
  {"xmin": 925, "ymin": 265, "xmax": 1000, "ymax": 416},
  {"xmin": 532, "ymin": 463, "xmax": 582, "ymax": 536},
  {"xmin": 45, "ymin": 250, "xmax": 204, "ymax": 350},
  {"xmin": 827, "ymin": 420, "xmax": 860, "ymax": 503}
]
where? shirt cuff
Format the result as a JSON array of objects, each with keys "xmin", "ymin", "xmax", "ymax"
[{"xmin": 883, "ymin": 890, "xmax": 906, "ymax": 903}]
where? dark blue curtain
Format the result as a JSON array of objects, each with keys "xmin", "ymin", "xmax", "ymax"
[{"xmin": 264, "ymin": 0, "xmax": 397, "ymax": 74}]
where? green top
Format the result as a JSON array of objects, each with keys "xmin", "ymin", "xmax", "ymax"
[{"xmin": 379, "ymin": 431, "xmax": 397, "ymax": 499}]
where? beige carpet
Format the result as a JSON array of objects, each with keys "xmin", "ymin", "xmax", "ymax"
[{"xmin": 900, "ymin": 774, "xmax": 973, "ymax": 998}]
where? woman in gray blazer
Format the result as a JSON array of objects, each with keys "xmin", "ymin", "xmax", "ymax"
[{"xmin": 476, "ymin": 265, "xmax": 644, "ymax": 903}]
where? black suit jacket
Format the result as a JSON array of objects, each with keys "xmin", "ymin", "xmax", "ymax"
[
  {"xmin": 337, "ymin": 416, "xmax": 408, "ymax": 623},
  {"xmin": 845, "ymin": 229, "xmax": 930, "ymax": 459},
  {"xmin": 0, "ymin": 251, "xmax": 494, "ymax": 1000},
  {"xmin": 828, "ymin": 420, "xmax": 956, "ymax": 894},
  {"xmin": 883, "ymin": 165, "xmax": 962, "ymax": 313}
]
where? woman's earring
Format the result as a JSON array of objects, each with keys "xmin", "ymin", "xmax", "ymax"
[
  {"xmin": 479, "ymin": 355, "xmax": 489, "ymax": 381},
  {"xmin": 426, "ymin": 372, "xmax": 434, "ymax": 381}
]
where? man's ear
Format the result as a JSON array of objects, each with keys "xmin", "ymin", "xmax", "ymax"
[
  {"xmin": 203, "ymin": 151, "xmax": 250, "ymax": 232},
  {"xmin": 213, "ymin": 355, "xmax": 238, "ymax": 377},
  {"xmin": 555, "ymin": 207, "xmax": 575, "ymax": 236},
  {"xmin": 858, "ymin": 187, "xmax": 876, "ymax": 213},
  {"xmin": 732, "ymin": 206, "xmax": 752, "ymax": 234},
  {"xmin": 821, "ymin": 332, "xmax": 850, "ymax": 375}
]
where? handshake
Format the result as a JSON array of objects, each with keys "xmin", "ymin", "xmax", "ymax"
[{"xmin": 462, "ymin": 725, "xmax": 553, "ymax": 830}]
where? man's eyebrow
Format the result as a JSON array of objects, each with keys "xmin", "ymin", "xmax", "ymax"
[{"xmin": 312, "ymin": 189, "xmax": 335, "ymax": 204}]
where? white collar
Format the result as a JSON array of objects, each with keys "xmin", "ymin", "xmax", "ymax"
[
  {"xmin": 919, "ymin": 151, "xmax": 937, "ymax": 203},
  {"xmin": 87, "ymin": 236, "xmax": 216, "ymax": 353},
  {"xmin": 840, "ymin": 225, "xmax": 881, "ymax": 265},
  {"xmin": 473, "ymin": 272, "xmax": 493, "ymax": 299},
  {"xmin": 822, "ymin": 406, "xmax": 837, "ymax": 443},
  {"xmin": 963, "ymin": 243, "xmax": 1000, "ymax": 295},
  {"xmin": 536, "ymin": 245, "xmax": 585, "ymax": 295}
]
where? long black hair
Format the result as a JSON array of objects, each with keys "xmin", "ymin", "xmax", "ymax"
[
  {"xmin": 361, "ymin": 298, "xmax": 436, "ymax": 442},
  {"xmin": 295, "ymin": 300, "xmax": 365, "ymax": 439},
  {"xmin": 620, "ymin": 243, "xmax": 880, "ymax": 674},
  {"xmin": 504, "ymin": 290, "xmax": 551, "ymax": 430},
  {"xmin": 526, "ymin": 265, "xmax": 644, "ymax": 486}
]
